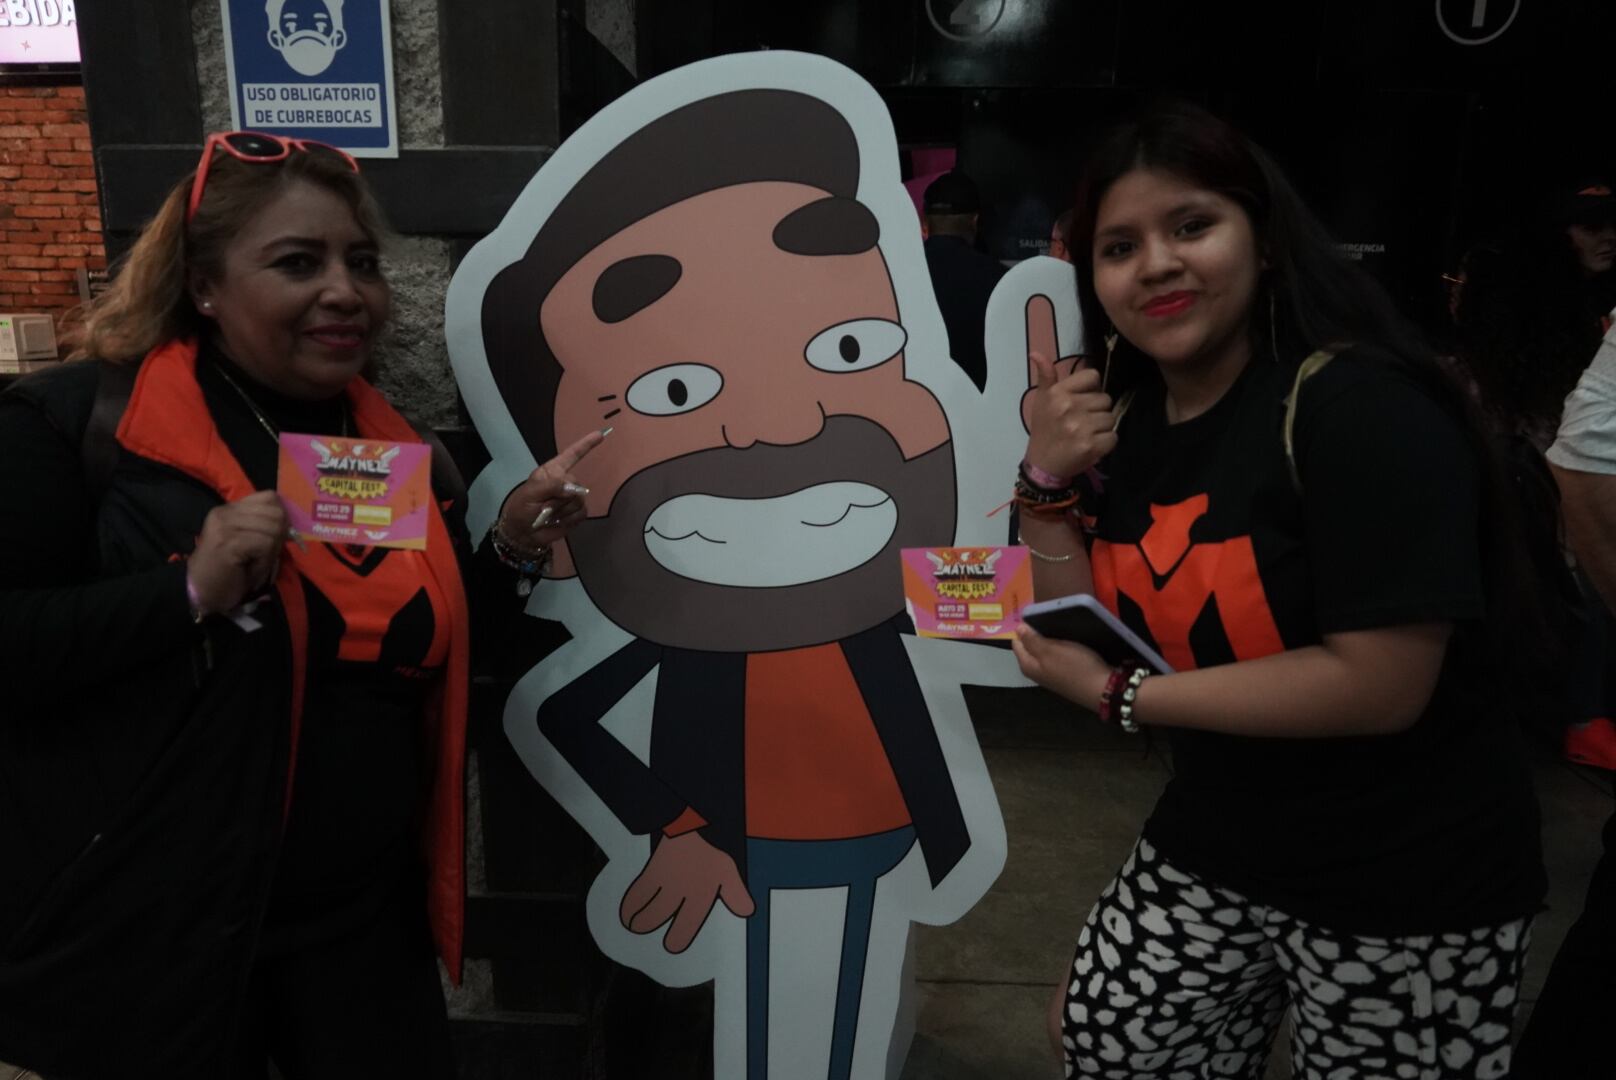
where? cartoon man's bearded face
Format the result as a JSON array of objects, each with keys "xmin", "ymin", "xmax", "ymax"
[{"xmin": 543, "ymin": 181, "xmax": 956, "ymax": 652}]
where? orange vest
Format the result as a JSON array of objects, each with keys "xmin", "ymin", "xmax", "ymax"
[{"xmin": 114, "ymin": 339, "xmax": 471, "ymax": 980}]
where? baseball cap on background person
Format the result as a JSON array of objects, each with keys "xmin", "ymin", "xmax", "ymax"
[
  {"xmin": 1552, "ymin": 181, "xmax": 1616, "ymax": 226},
  {"xmin": 923, "ymin": 172, "xmax": 982, "ymax": 216},
  {"xmin": 1557, "ymin": 182, "xmax": 1616, "ymax": 285}
]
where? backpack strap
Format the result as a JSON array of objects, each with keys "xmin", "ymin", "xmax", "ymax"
[
  {"xmin": 1282, "ymin": 348, "xmax": 1340, "ymax": 492},
  {"xmin": 82, "ymin": 359, "xmax": 138, "ymax": 504},
  {"xmin": 1116, "ymin": 346, "xmax": 1340, "ymax": 492}
]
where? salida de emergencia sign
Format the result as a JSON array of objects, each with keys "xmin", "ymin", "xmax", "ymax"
[{"xmin": 219, "ymin": 0, "xmax": 398, "ymax": 158}]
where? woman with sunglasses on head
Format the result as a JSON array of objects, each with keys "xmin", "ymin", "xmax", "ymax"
[
  {"xmin": 1011, "ymin": 103, "xmax": 1546, "ymax": 1079},
  {"xmin": 0, "ymin": 133, "xmax": 593, "ymax": 1077}
]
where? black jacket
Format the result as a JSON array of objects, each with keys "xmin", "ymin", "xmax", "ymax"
[
  {"xmin": 0, "ymin": 358, "xmax": 296, "ymax": 1076},
  {"xmin": 0, "ymin": 348, "xmax": 488, "ymax": 1078}
]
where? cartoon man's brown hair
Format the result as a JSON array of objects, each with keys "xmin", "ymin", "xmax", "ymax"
[{"xmin": 480, "ymin": 88, "xmax": 879, "ymax": 462}]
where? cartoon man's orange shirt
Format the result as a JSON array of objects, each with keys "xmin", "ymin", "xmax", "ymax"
[{"xmin": 744, "ymin": 645, "xmax": 913, "ymax": 841}]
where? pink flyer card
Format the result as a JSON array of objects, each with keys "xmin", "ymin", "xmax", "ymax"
[
  {"xmin": 901, "ymin": 546, "xmax": 1034, "ymax": 640},
  {"xmin": 277, "ymin": 434, "xmax": 433, "ymax": 550}
]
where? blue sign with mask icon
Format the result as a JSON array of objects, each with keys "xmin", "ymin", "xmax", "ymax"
[{"xmin": 219, "ymin": 0, "xmax": 398, "ymax": 157}]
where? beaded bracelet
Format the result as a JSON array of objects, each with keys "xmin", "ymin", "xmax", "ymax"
[
  {"xmin": 1116, "ymin": 666, "xmax": 1150, "ymax": 734},
  {"xmin": 1014, "ymin": 477, "xmax": 1082, "ymax": 520},
  {"xmin": 489, "ymin": 524, "xmax": 552, "ymax": 596},
  {"xmin": 1015, "ymin": 459, "xmax": 1082, "ymax": 511},
  {"xmin": 1014, "ymin": 471, "xmax": 1080, "ymax": 505}
]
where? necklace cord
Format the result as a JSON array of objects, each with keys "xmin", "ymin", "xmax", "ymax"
[{"xmin": 211, "ymin": 361, "xmax": 350, "ymax": 442}]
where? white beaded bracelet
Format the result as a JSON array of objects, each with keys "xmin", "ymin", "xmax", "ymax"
[{"xmin": 1116, "ymin": 666, "xmax": 1150, "ymax": 733}]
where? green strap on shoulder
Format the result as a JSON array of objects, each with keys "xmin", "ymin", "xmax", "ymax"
[
  {"xmin": 1109, "ymin": 346, "xmax": 1341, "ymax": 493},
  {"xmin": 1114, "ymin": 388, "xmax": 1137, "ymax": 428},
  {"xmin": 1283, "ymin": 348, "xmax": 1339, "ymax": 492}
]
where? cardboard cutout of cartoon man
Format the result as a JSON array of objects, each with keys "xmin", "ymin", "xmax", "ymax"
[{"xmin": 447, "ymin": 52, "xmax": 1084, "ymax": 1080}]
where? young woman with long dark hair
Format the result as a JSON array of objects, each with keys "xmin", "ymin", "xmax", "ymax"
[{"xmin": 1010, "ymin": 102, "xmax": 1546, "ymax": 1079}]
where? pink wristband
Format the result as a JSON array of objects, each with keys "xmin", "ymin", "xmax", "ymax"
[
  {"xmin": 1097, "ymin": 665, "xmax": 1128, "ymax": 725},
  {"xmin": 1021, "ymin": 460, "xmax": 1073, "ymax": 491}
]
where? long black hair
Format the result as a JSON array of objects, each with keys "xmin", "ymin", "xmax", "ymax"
[{"xmin": 1069, "ymin": 99, "xmax": 1549, "ymax": 672}]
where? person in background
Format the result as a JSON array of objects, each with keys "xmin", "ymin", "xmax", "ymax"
[
  {"xmin": 1515, "ymin": 315, "xmax": 1616, "ymax": 1078},
  {"xmin": 1048, "ymin": 208, "xmax": 1073, "ymax": 262},
  {"xmin": 1456, "ymin": 180, "xmax": 1616, "ymax": 448},
  {"xmin": 1566, "ymin": 183, "xmax": 1616, "ymax": 311},
  {"xmin": 1454, "ymin": 180, "xmax": 1616, "ymax": 768},
  {"xmin": 0, "ymin": 132, "xmax": 596, "ymax": 1078},
  {"xmin": 1012, "ymin": 101, "xmax": 1545, "ymax": 1079},
  {"xmin": 922, "ymin": 170, "xmax": 1006, "ymax": 391}
]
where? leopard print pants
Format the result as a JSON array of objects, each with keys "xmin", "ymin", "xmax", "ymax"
[{"xmin": 1061, "ymin": 838, "xmax": 1531, "ymax": 1080}]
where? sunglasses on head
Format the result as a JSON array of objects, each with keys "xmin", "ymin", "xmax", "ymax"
[{"xmin": 186, "ymin": 131, "xmax": 360, "ymax": 224}]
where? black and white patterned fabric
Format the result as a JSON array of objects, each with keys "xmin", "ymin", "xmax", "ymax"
[{"xmin": 1061, "ymin": 838, "xmax": 1531, "ymax": 1080}]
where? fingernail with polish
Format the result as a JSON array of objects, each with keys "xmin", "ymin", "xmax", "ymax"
[
  {"xmin": 599, "ymin": 426, "xmax": 614, "ymax": 438},
  {"xmin": 563, "ymin": 482, "xmax": 590, "ymax": 497},
  {"xmin": 532, "ymin": 507, "xmax": 556, "ymax": 529}
]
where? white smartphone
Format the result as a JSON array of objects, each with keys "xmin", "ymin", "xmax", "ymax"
[{"xmin": 1020, "ymin": 593, "xmax": 1174, "ymax": 674}]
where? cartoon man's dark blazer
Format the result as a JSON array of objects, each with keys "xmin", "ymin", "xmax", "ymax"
[{"xmin": 445, "ymin": 52, "xmax": 1084, "ymax": 1080}]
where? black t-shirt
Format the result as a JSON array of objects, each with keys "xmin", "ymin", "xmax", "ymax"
[{"xmin": 1083, "ymin": 348, "xmax": 1545, "ymax": 934}]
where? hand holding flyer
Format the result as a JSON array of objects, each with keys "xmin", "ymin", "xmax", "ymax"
[{"xmin": 278, "ymin": 433, "xmax": 432, "ymax": 549}]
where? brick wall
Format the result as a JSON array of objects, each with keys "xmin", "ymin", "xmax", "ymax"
[{"xmin": 0, "ymin": 84, "xmax": 106, "ymax": 329}]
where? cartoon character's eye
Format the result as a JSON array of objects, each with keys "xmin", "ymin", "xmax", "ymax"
[
  {"xmin": 804, "ymin": 318, "xmax": 907, "ymax": 374},
  {"xmin": 625, "ymin": 363, "xmax": 724, "ymax": 417}
]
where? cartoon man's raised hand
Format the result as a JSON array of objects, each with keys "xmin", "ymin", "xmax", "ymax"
[
  {"xmin": 620, "ymin": 831, "xmax": 757, "ymax": 953},
  {"xmin": 498, "ymin": 429, "xmax": 607, "ymax": 563},
  {"xmin": 1020, "ymin": 293, "xmax": 1117, "ymax": 481}
]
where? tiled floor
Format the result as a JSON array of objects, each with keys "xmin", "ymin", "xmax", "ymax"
[{"xmin": 901, "ymin": 686, "xmax": 1613, "ymax": 1080}]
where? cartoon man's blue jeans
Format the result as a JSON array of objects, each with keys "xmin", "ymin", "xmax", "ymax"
[{"xmin": 743, "ymin": 826, "xmax": 918, "ymax": 1080}]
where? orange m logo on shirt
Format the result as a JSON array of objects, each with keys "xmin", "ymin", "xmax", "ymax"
[{"xmin": 1090, "ymin": 494, "xmax": 1284, "ymax": 672}]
